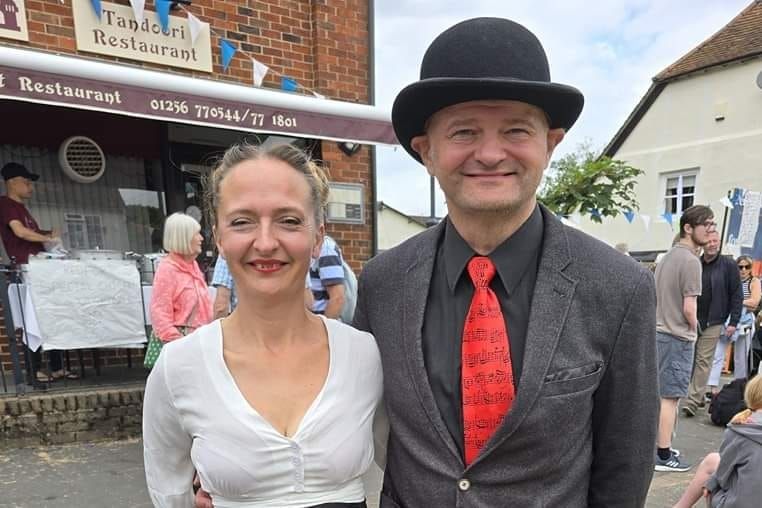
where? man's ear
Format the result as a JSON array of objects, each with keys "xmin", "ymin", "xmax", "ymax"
[
  {"xmin": 544, "ymin": 128, "xmax": 566, "ymax": 165},
  {"xmin": 410, "ymin": 135, "xmax": 434, "ymax": 175}
]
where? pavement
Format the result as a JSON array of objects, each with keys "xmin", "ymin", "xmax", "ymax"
[{"xmin": 0, "ymin": 406, "xmax": 724, "ymax": 508}]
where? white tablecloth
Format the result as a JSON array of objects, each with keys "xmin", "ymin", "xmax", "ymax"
[{"xmin": 7, "ymin": 284, "xmax": 216, "ymax": 351}]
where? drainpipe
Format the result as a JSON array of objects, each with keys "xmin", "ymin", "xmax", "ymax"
[{"xmin": 368, "ymin": 0, "xmax": 378, "ymax": 257}]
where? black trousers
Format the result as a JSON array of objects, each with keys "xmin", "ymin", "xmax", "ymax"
[{"xmin": 309, "ymin": 502, "xmax": 367, "ymax": 508}]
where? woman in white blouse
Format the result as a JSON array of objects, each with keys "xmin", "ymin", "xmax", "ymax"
[{"xmin": 142, "ymin": 143, "xmax": 383, "ymax": 508}]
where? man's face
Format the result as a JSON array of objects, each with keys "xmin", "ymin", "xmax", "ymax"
[
  {"xmin": 702, "ymin": 231, "xmax": 720, "ymax": 257},
  {"xmin": 410, "ymin": 100, "xmax": 565, "ymax": 219},
  {"xmin": 687, "ymin": 217, "xmax": 717, "ymax": 248},
  {"xmin": 7, "ymin": 177, "xmax": 35, "ymax": 200}
]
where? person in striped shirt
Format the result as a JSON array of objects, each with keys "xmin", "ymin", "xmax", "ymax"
[{"xmin": 308, "ymin": 234, "xmax": 345, "ymax": 319}]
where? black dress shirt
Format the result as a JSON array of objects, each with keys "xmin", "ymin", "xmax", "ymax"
[{"xmin": 421, "ymin": 205, "xmax": 543, "ymax": 456}]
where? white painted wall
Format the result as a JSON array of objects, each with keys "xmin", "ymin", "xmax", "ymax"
[
  {"xmin": 576, "ymin": 59, "xmax": 762, "ymax": 254},
  {"xmin": 377, "ymin": 207, "xmax": 427, "ymax": 251}
]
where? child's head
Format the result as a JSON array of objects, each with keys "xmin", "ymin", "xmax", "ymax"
[{"xmin": 746, "ymin": 375, "xmax": 762, "ymax": 412}]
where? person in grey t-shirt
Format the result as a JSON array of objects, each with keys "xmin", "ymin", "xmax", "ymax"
[{"xmin": 654, "ymin": 205, "xmax": 715, "ymax": 472}]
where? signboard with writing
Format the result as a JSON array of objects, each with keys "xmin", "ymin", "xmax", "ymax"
[
  {"xmin": 0, "ymin": 65, "xmax": 397, "ymax": 145},
  {"xmin": 725, "ymin": 188, "xmax": 762, "ymax": 263},
  {"xmin": 0, "ymin": 0, "xmax": 29, "ymax": 41},
  {"xmin": 26, "ymin": 259, "xmax": 146, "ymax": 349},
  {"xmin": 72, "ymin": 0, "xmax": 212, "ymax": 72}
]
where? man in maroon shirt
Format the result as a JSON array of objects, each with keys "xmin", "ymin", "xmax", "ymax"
[
  {"xmin": 0, "ymin": 162, "xmax": 75, "ymax": 383},
  {"xmin": 0, "ymin": 162, "xmax": 58, "ymax": 264}
]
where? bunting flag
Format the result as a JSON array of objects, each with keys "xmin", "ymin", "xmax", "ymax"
[
  {"xmin": 252, "ymin": 58, "xmax": 269, "ymax": 87},
  {"xmin": 156, "ymin": 0, "xmax": 171, "ymax": 33},
  {"xmin": 589, "ymin": 208, "xmax": 602, "ymax": 221},
  {"xmin": 129, "ymin": 0, "xmax": 145, "ymax": 23},
  {"xmin": 220, "ymin": 39, "xmax": 237, "ymax": 72},
  {"xmin": 641, "ymin": 214, "xmax": 651, "ymax": 231},
  {"xmin": 281, "ymin": 76, "xmax": 299, "ymax": 92},
  {"xmin": 569, "ymin": 212, "xmax": 581, "ymax": 225},
  {"xmin": 90, "ymin": 0, "xmax": 102, "ymax": 19},
  {"xmin": 312, "ymin": 91, "xmax": 326, "ymax": 99},
  {"xmin": 720, "ymin": 196, "xmax": 734, "ymax": 209},
  {"xmin": 187, "ymin": 11, "xmax": 207, "ymax": 45},
  {"xmin": 662, "ymin": 211, "xmax": 673, "ymax": 230},
  {"xmin": 624, "ymin": 210, "xmax": 635, "ymax": 223}
]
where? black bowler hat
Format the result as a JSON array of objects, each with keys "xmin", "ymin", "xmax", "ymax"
[
  {"xmin": 1, "ymin": 162, "xmax": 39, "ymax": 181},
  {"xmin": 392, "ymin": 17, "xmax": 585, "ymax": 163}
]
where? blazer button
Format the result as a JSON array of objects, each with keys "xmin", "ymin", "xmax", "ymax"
[{"xmin": 458, "ymin": 479, "xmax": 471, "ymax": 491}]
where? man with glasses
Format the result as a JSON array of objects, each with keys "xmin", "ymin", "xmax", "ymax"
[
  {"xmin": 654, "ymin": 205, "xmax": 717, "ymax": 472},
  {"xmin": 682, "ymin": 230, "xmax": 743, "ymax": 420}
]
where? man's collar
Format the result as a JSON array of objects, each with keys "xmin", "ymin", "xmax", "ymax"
[{"xmin": 443, "ymin": 205, "xmax": 543, "ymax": 295}]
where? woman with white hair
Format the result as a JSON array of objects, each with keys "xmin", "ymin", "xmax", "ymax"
[{"xmin": 145, "ymin": 212, "xmax": 213, "ymax": 368}]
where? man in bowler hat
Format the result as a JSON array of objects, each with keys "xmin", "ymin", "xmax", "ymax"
[{"xmin": 353, "ymin": 18, "xmax": 658, "ymax": 506}]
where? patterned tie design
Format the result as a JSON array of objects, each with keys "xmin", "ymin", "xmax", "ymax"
[{"xmin": 461, "ymin": 256, "xmax": 515, "ymax": 466}]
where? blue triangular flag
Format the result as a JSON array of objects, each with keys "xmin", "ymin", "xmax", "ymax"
[
  {"xmin": 220, "ymin": 39, "xmax": 237, "ymax": 72},
  {"xmin": 662, "ymin": 211, "xmax": 673, "ymax": 228},
  {"xmin": 156, "ymin": 0, "xmax": 171, "ymax": 33},
  {"xmin": 624, "ymin": 210, "xmax": 635, "ymax": 223},
  {"xmin": 590, "ymin": 208, "xmax": 602, "ymax": 220},
  {"xmin": 91, "ymin": 0, "xmax": 102, "ymax": 19},
  {"xmin": 281, "ymin": 77, "xmax": 299, "ymax": 92}
]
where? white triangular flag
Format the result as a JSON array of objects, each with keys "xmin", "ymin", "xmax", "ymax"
[
  {"xmin": 187, "ymin": 12, "xmax": 208, "ymax": 45},
  {"xmin": 129, "ymin": 0, "xmax": 145, "ymax": 23},
  {"xmin": 720, "ymin": 196, "xmax": 734, "ymax": 209},
  {"xmin": 252, "ymin": 58, "xmax": 269, "ymax": 87},
  {"xmin": 312, "ymin": 91, "xmax": 326, "ymax": 99},
  {"xmin": 569, "ymin": 212, "xmax": 581, "ymax": 225},
  {"xmin": 641, "ymin": 214, "xmax": 651, "ymax": 231}
]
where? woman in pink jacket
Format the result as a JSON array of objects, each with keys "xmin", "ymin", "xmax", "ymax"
[{"xmin": 146, "ymin": 213, "xmax": 213, "ymax": 366}]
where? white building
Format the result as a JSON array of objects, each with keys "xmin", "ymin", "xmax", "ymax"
[
  {"xmin": 377, "ymin": 201, "xmax": 439, "ymax": 251},
  {"xmin": 578, "ymin": 1, "xmax": 762, "ymax": 260}
]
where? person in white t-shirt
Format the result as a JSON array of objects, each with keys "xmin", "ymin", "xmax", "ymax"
[{"xmin": 142, "ymin": 143, "xmax": 382, "ymax": 508}]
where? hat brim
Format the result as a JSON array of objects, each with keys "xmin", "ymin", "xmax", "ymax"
[{"xmin": 392, "ymin": 78, "xmax": 584, "ymax": 163}]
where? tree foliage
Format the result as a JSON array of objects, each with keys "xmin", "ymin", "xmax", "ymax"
[{"xmin": 538, "ymin": 142, "xmax": 644, "ymax": 223}]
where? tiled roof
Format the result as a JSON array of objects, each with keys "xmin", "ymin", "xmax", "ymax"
[{"xmin": 656, "ymin": 0, "xmax": 762, "ymax": 81}]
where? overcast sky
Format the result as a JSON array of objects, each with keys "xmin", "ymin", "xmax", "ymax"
[{"xmin": 372, "ymin": 0, "xmax": 751, "ymax": 217}]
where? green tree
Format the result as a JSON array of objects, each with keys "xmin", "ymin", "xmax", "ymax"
[{"xmin": 538, "ymin": 142, "xmax": 644, "ymax": 223}]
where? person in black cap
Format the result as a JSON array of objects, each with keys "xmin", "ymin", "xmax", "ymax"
[
  {"xmin": 350, "ymin": 17, "xmax": 658, "ymax": 506},
  {"xmin": 0, "ymin": 162, "xmax": 75, "ymax": 383},
  {"xmin": 0, "ymin": 162, "xmax": 59, "ymax": 264}
]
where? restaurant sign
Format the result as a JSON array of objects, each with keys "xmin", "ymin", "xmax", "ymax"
[
  {"xmin": 72, "ymin": 0, "xmax": 212, "ymax": 73},
  {"xmin": 0, "ymin": 0, "xmax": 29, "ymax": 42},
  {"xmin": 0, "ymin": 65, "xmax": 398, "ymax": 145}
]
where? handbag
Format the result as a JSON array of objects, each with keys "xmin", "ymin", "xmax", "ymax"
[{"xmin": 144, "ymin": 298, "xmax": 199, "ymax": 369}]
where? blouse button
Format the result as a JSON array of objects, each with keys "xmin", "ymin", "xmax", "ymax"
[{"xmin": 458, "ymin": 478, "xmax": 471, "ymax": 491}]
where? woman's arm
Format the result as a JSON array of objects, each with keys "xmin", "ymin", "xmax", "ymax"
[
  {"xmin": 143, "ymin": 351, "xmax": 195, "ymax": 507},
  {"xmin": 150, "ymin": 263, "xmax": 182, "ymax": 341}
]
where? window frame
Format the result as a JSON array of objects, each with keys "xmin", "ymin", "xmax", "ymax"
[{"xmin": 659, "ymin": 168, "xmax": 699, "ymax": 216}]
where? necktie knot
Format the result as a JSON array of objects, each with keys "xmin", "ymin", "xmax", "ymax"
[{"xmin": 467, "ymin": 256, "xmax": 495, "ymax": 289}]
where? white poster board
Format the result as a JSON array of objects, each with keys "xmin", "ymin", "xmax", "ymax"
[{"xmin": 26, "ymin": 259, "xmax": 147, "ymax": 349}]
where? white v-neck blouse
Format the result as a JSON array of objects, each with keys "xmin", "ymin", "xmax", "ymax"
[{"xmin": 143, "ymin": 317, "xmax": 383, "ymax": 508}]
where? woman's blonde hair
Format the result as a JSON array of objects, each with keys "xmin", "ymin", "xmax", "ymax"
[
  {"xmin": 205, "ymin": 143, "xmax": 330, "ymax": 228},
  {"xmin": 162, "ymin": 212, "xmax": 201, "ymax": 255},
  {"xmin": 730, "ymin": 375, "xmax": 762, "ymax": 424}
]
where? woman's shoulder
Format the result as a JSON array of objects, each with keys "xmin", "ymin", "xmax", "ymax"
[
  {"xmin": 325, "ymin": 318, "xmax": 379, "ymax": 356},
  {"xmin": 161, "ymin": 320, "xmax": 220, "ymax": 365}
]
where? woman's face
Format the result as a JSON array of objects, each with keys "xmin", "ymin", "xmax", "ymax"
[
  {"xmin": 214, "ymin": 158, "xmax": 323, "ymax": 300},
  {"xmin": 189, "ymin": 230, "xmax": 203, "ymax": 256},
  {"xmin": 738, "ymin": 259, "xmax": 752, "ymax": 280}
]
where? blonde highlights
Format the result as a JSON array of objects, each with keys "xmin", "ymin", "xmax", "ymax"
[{"xmin": 205, "ymin": 143, "xmax": 330, "ymax": 228}]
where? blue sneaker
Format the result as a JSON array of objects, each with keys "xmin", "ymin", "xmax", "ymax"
[{"xmin": 655, "ymin": 451, "xmax": 691, "ymax": 472}]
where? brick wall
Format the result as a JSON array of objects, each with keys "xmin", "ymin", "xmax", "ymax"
[{"xmin": 0, "ymin": 387, "xmax": 144, "ymax": 449}]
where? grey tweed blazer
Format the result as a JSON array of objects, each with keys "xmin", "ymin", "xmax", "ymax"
[{"xmin": 354, "ymin": 206, "xmax": 658, "ymax": 508}]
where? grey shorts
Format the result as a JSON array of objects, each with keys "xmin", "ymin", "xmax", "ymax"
[{"xmin": 657, "ymin": 332, "xmax": 695, "ymax": 398}]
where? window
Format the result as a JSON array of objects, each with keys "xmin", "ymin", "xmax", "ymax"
[
  {"xmin": 662, "ymin": 170, "xmax": 698, "ymax": 215},
  {"xmin": 65, "ymin": 213, "xmax": 104, "ymax": 249}
]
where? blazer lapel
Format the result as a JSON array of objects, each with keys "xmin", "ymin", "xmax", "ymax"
[
  {"xmin": 402, "ymin": 222, "xmax": 462, "ymax": 461},
  {"xmin": 471, "ymin": 208, "xmax": 578, "ymax": 466}
]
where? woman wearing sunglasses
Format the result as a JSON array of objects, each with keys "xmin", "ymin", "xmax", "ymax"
[{"xmin": 707, "ymin": 256, "xmax": 761, "ymax": 393}]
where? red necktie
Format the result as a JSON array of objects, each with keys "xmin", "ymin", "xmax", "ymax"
[{"xmin": 462, "ymin": 256, "xmax": 515, "ymax": 466}]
